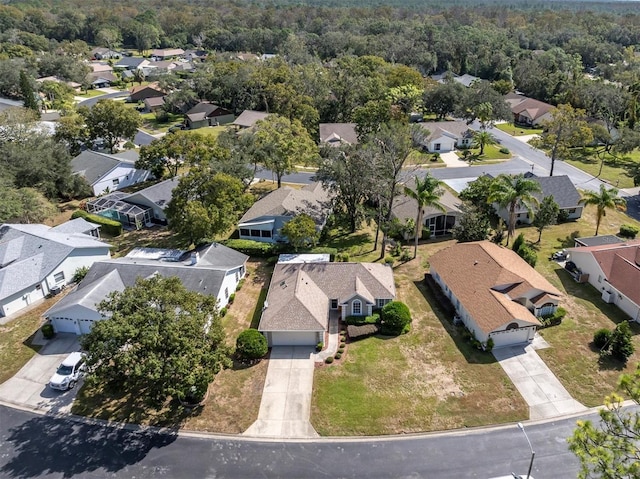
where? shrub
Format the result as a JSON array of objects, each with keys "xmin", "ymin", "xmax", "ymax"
[
  {"xmin": 334, "ymin": 352, "xmax": 342, "ymax": 360},
  {"xmin": 335, "ymin": 252, "xmax": 350, "ymax": 262},
  {"xmin": 347, "ymin": 323, "xmax": 379, "ymax": 340},
  {"xmin": 340, "ymin": 341, "xmax": 346, "ymax": 348},
  {"xmin": 593, "ymin": 328, "xmax": 612, "ymax": 350},
  {"xmin": 235, "ymin": 329, "xmax": 268, "ymax": 361},
  {"xmin": 541, "ymin": 307, "xmax": 567, "ymax": 327},
  {"xmin": 222, "ymin": 239, "xmax": 274, "ymax": 257},
  {"xmin": 499, "ymin": 147, "xmax": 510, "ymax": 154},
  {"xmin": 384, "ymin": 257, "xmax": 394, "ymax": 266},
  {"xmin": 380, "ymin": 301, "xmax": 412, "ymax": 335},
  {"xmin": 421, "ymin": 228, "xmax": 431, "ymax": 240},
  {"xmin": 316, "ymin": 342, "xmax": 324, "ymax": 352},
  {"xmin": 512, "ymin": 233, "xmax": 525, "ymax": 253},
  {"xmin": 610, "ymin": 322, "xmax": 635, "ymax": 363},
  {"xmin": 518, "ymin": 245, "xmax": 537, "ymax": 267},
  {"xmin": 325, "ymin": 356, "xmax": 334, "ymax": 364},
  {"xmin": 72, "ymin": 266, "xmax": 90, "ymax": 283},
  {"xmin": 235, "ymin": 279, "xmax": 245, "ymax": 291},
  {"xmin": 41, "ymin": 323, "xmax": 54, "ymax": 339},
  {"xmin": 228, "ymin": 293, "xmax": 235, "ymax": 304},
  {"xmin": 619, "ymin": 224, "xmax": 639, "ymax": 239},
  {"xmin": 338, "ymin": 347, "xmax": 345, "ymax": 354},
  {"xmin": 71, "ymin": 210, "xmax": 122, "ymax": 236},
  {"xmin": 431, "ymin": 153, "xmax": 440, "ymax": 162},
  {"xmin": 557, "ymin": 209, "xmax": 570, "ymax": 223},
  {"xmin": 345, "ymin": 313, "xmax": 379, "ymax": 326},
  {"xmin": 400, "ymin": 247, "xmax": 412, "ymax": 262},
  {"xmin": 220, "ymin": 307, "xmax": 227, "ymax": 317},
  {"xmin": 485, "ymin": 337, "xmax": 494, "ymax": 352}
]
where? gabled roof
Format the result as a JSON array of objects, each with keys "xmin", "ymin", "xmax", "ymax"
[
  {"xmin": 259, "ymin": 262, "xmax": 395, "ymax": 332},
  {"xmin": 429, "ymin": 241, "xmax": 562, "ymax": 334},
  {"xmin": 570, "ymin": 240, "xmax": 640, "ymax": 307},
  {"xmin": 574, "ymin": 235, "xmax": 624, "ymax": 247},
  {"xmin": 392, "ymin": 184, "xmax": 462, "ymax": 224},
  {"xmin": 185, "ymin": 102, "xmax": 232, "ymax": 121},
  {"xmin": 233, "ymin": 110, "xmax": 269, "ymax": 128},
  {"xmin": 71, "ymin": 150, "xmax": 137, "ymax": 185},
  {"xmin": 151, "ymin": 48, "xmax": 185, "ymax": 57},
  {"xmin": 50, "ymin": 218, "xmax": 100, "ymax": 235},
  {"xmin": 524, "ymin": 173, "xmax": 581, "ymax": 209},
  {"xmin": 239, "ymin": 182, "xmax": 331, "ymax": 224},
  {"xmin": 144, "ymin": 96, "xmax": 166, "ymax": 107},
  {"xmin": 319, "ymin": 123, "xmax": 358, "ymax": 146},
  {"xmin": 0, "ymin": 223, "xmax": 110, "ymax": 301},
  {"xmin": 418, "ymin": 121, "xmax": 474, "ymax": 142},
  {"xmin": 114, "ymin": 57, "xmax": 149, "ymax": 69},
  {"xmin": 508, "ymin": 95, "xmax": 554, "ymax": 121},
  {"xmin": 130, "ymin": 83, "xmax": 163, "ymax": 95},
  {"xmin": 124, "ymin": 177, "xmax": 179, "ymax": 210}
]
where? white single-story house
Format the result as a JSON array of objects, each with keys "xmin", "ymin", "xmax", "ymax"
[
  {"xmin": 45, "ymin": 242, "xmax": 248, "ymax": 335},
  {"xmin": 0, "ymin": 222, "xmax": 111, "ymax": 318},
  {"xmin": 429, "ymin": 241, "xmax": 563, "ymax": 348},
  {"xmin": 71, "ymin": 150, "xmax": 152, "ymax": 196},
  {"xmin": 392, "ymin": 184, "xmax": 462, "ymax": 238},
  {"xmin": 566, "ymin": 239, "xmax": 640, "ymax": 322},
  {"xmin": 493, "ymin": 173, "xmax": 583, "ymax": 225},
  {"xmin": 418, "ymin": 121, "xmax": 475, "ymax": 153},
  {"xmin": 238, "ymin": 182, "xmax": 332, "ymax": 243},
  {"xmin": 259, "ymin": 257, "xmax": 396, "ymax": 346}
]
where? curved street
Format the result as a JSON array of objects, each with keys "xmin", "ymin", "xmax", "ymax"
[{"xmin": 0, "ymin": 403, "xmax": 591, "ymax": 479}]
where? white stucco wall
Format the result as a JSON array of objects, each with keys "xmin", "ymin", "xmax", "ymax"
[
  {"xmin": 44, "ymin": 247, "xmax": 111, "ymax": 291},
  {"xmin": 427, "ymin": 135, "xmax": 456, "ymax": 153},
  {"xmin": 0, "ymin": 282, "xmax": 46, "ymax": 317},
  {"xmin": 92, "ymin": 164, "xmax": 152, "ymax": 196},
  {"xmin": 216, "ymin": 266, "xmax": 246, "ymax": 308}
]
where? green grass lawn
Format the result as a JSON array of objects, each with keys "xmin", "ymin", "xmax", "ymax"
[
  {"xmin": 139, "ymin": 112, "xmax": 184, "ymax": 134},
  {"xmin": 563, "ymin": 147, "xmax": 639, "ymax": 189},
  {"xmin": 183, "ymin": 126, "xmax": 229, "ymax": 139},
  {"xmin": 407, "ymin": 149, "xmax": 446, "ymax": 167},
  {"xmin": 495, "ymin": 123, "xmax": 543, "ymax": 136},
  {"xmin": 456, "ymin": 144, "xmax": 512, "ymax": 162},
  {"xmin": 75, "ymin": 89, "xmax": 105, "ymax": 99}
]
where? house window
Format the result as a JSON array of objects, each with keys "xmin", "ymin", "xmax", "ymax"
[
  {"xmin": 377, "ymin": 299, "xmax": 387, "ymax": 308},
  {"xmin": 225, "ymin": 287, "xmax": 229, "ymax": 299},
  {"xmin": 112, "ymin": 178, "xmax": 120, "ymax": 187},
  {"xmin": 434, "ymin": 143, "xmax": 441, "ymax": 151},
  {"xmin": 53, "ymin": 272, "xmax": 65, "ymax": 283},
  {"xmin": 331, "ymin": 299, "xmax": 338, "ymax": 309},
  {"xmin": 240, "ymin": 228, "xmax": 250, "ymax": 236},
  {"xmin": 352, "ymin": 300, "xmax": 362, "ymax": 315},
  {"xmin": 568, "ymin": 208, "xmax": 576, "ymax": 213},
  {"xmin": 235, "ymin": 271, "xmax": 240, "ymax": 281},
  {"xmin": 261, "ymin": 230, "xmax": 272, "ymax": 238},
  {"xmin": 250, "ymin": 229, "xmax": 261, "ymax": 237},
  {"xmin": 36, "ymin": 284, "xmax": 41, "ymax": 290}
]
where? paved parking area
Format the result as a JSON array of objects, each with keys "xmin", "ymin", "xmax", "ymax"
[
  {"xmin": 0, "ymin": 334, "xmax": 82, "ymax": 413},
  {"xmin": 493, "ymin": 341, "xmax": 587, "ymax": 420},
  {"xmin": 244, "ymin": 346, "xmax": 318, "ymax": 438}
]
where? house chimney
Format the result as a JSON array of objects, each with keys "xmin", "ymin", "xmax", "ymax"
[{"xmin": 190, "ymin": 252, "xmax": 199, "ymax": 265}]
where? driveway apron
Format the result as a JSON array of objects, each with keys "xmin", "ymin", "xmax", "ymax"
[
  {"xmin": 493, "ymin": 341, "xmax": 587, "ymax": 420},
  {"xmin": 244, "ymin": 346, "xmax": 318, "ymax": 438}
]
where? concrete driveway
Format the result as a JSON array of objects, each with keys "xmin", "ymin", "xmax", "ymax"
[
  {"xmin": 493, "ymin": 339, "xmax": 587, "ymax": 420},
  {"xmin": 244, "ymin": 346, "xmax": 318, "ymax": 438},
  {"xmin": 0, "ymin": 333, "xmax": 82, "ymax": 413}
]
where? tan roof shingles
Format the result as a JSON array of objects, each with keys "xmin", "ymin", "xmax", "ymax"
[
  {"xmin": 429, "ymin": 241, "xmax": 560, "ymax": 334},
  {"xmin": 259, "ymin": 262, "xmax": 395, "ymax": 332}
]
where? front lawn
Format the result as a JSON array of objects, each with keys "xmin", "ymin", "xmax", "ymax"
[
  {"xmin": 183, "ymin": 125, "xmax": 229, "ymax": 139},
  {"xmin": 312, "ymin": 239, "xmax": 528, "ymax": 435},
  {"xmin": 495, "ymin": 123, "xmax": 544, "ymax": 136},
  {"xmin": 407, "ymin": 149, "xmax": 446, "ymax": 167},
  {"xmin": 563, "ymin": 147, "xmax": 639, "ymax": 189},
  {"xmin": 139, "ymin": 112, "xmax": 184, "ymax": 134},
  {"xmin": 456, "ymin": 144, "xmax": 511, "ymax": 162}
]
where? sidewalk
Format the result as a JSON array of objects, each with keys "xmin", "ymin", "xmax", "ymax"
[{"xmin": 313, "ymin": 312, "xmax": 339, "ymax": 362}]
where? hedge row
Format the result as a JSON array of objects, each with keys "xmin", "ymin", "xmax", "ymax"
[
  {"xmin": 221, "ymin": 239, "xmax": 338, "ymax": 258},
  {"xmin": 344, "ymin": 313, "xmax": 380, "ymax": 326},
  {"xmin": 347, "ymin": 324, "xmax": 379, "ymax": 340},
  {"xmin": 71, "ymin": 210, "xmax": 122, "ymax": 236}
]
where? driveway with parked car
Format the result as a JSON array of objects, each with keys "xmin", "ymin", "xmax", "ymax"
[{"xmin": 0, "ymin": 333, "xmax": 83, "ymax": 413}]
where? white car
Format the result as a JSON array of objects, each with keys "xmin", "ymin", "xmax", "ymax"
[{"xmin": 49, "ymin": 352, "xmax": 86, "ymax": 391}]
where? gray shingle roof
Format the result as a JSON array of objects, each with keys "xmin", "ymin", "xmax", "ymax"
[
  {"xmin": 524, "ymin": 173, "xmax": 581, "ymax": 209},
  {"xmin": 50, "ymin": 218, "xmax": 100, "ymax": 235},
  {"xmin": 418, "ymin": 121, "xmax": 474, "ymax": 142},
  {"xmin": 114, "ymin": 57, "xmax": 148, "ymax": 69},
  {"xmin": 124, "ymin": 177, "xmax": 180, "ymax": 210},
  {"xmin": 233, "ymin": 110, "xmax": 269, "ymax": 128},
  {"xmin": 71, "ymin": 150, "xmax": 134, "ymax": 185},
  {"xmin": 239, "ymin": 183, "xmax": 331, "ymax": 224},
  {"xmin": 319, "ymin": 123, "xmax": 358, "ymax": 145},
  {"xmin": 259, "ymin": 262, "xmax": 395, "ymax": 332},
  {"xmin": 575, "ymin": 235, "xmax": 624, "ymax": 247},
  {"xmin": 392, "ymin": 186, "xmax": 462, "ymax": 224},
  {"xmin": 0, "ymin": 223, "xmax": 110, "ymax": 301}
]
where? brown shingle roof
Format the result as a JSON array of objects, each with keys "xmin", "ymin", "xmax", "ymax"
[
  {"xmin": 429, "ymin": 242, "xmax": 561, "ymax": 334},
  {"xmin": 239, "ymin": 183, "xmax": 331, "ymax": 224},
  {"xmin": 259, "ymin": 262, "xmax": 395, "ymax": 332}
]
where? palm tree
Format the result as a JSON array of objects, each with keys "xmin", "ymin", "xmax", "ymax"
[
  {"xmin": 472, "ymin": 130, "xmax": 497, "ymax": 156},
  {"xmin": 487, "ymin": 174, "xmax": 542, "ymax": 245},
  {"xmin": 579, "ymin": 184, "xmax": 627, "ymax": 235},
  {"xmin": 403, "ymin": 173, "xmax": 445, "ymax": 258}
]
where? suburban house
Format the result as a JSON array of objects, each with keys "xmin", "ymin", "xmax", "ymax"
[
  {"xmin": 45, "ymin": 243, "xmax": 248, "ymax": 335},
  {"xmin": 233, "ymin": 110, "xmax": 270, "ymax": 130},
  {"xmin": 36, "ymin": 76, "xmax": 81, "ymax": 92},
  {"xmin": 505, "ymin": 93, "xmax": 554, "ymax": 126},
  {"xmin": 183, "ymin": 49, "xmax": 208, "ymax": 62},
  {"xmin": 143, "ymin": 96, "xmax": 165, "ymax": 112},
  {"xmin": 429, "ymin": 241, "xmax": 563, "ymax": 348},
  {"xmin": 129, "ymin": 83, "xmax": 165, "ymax": 102},
  {"xmin": 151, "ymin": 48, "xmax": 185, "ymax": 61},
  {"xmin": 86, "ymin": 177, "xmax": 180, "ymax": 228},
  {"xmin": 49, "ymin": 218, "xmax": 102, "ymax": 239},
  {"xmin": 238, "ymin": 182, "xmax": 331, "ymax": 243},
  {"xmin": 87, "ymin": 72, "xmax": 117, "ymax": 89},
  {"xmin": 185, "ymin": 102, "xmax": 235, "ymax": 129},
  {"xmin": 114, "ymin": 57, "xmax": 151, "ymax": 71},
  {"xmin": 259, "ymin": 257, "xmax": 396, "ymax": 346},
  {"xmin": 391, "ymin": 187, "xmax": 462, "ymax": 238},
  {"xmin": 89, "ymin": 62, "xmax": 113, "ymax": 74},
  {"xmin": 71, "ymin": 150, "xmax": 152, "ymax": 196},
  {"xmin": 574, "ymin": 235, "xmax": 624, "ymax": 248},
  {"xmin": 90, "ymin": 47, "xmax": 121, "ymax": 60},
  {"xmin": 418, "ymin": 121, "xmax": 475, "ymax": 153},
  {"xmin": 319, "ymin": 123, "xmax": 358, "ymax": 146},
  {"xmin": 0, "ymin": 222, "xmax": 111, "ymax": 318},
  {"xmin": 493, "ymin": 173, "xmax": 583, "ymax": 225},
  {"xmin": 566, "ymin": 240, "xmax": 640, "ymax": 322}
]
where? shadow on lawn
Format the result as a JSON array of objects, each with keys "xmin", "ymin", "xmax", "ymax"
[
  {"xmin": 1, "ymin": 410, "xmax": 177, "ymax": 479},
  {"xmin": 413, "ymin": 279, "xmax": 496, "ymax": 365}
]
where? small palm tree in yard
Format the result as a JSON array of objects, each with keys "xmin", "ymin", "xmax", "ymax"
[
  {"xmin": 487, "ymin": 174, "xmax": 541, "ymax": 246},
  {"xmin": 403, "ymin": 173, "xmax": 445, "ymax": 258},
  {"xmin": 472, "ymin": 130, "xmax": 497, "ymax": 156},
  {"xmin": 579, "ymin": 184, "xmax": 627, "ymax": 235}
]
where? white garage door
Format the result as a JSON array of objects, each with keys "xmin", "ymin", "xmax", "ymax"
[
  {"xmin": 489, "ymin": 327, "xmax": 532, "ymax": 348},
  {"xmin": 52, "ymin": 317, "xmax": 77, "ymax": 334},
  {"xmin": 79, "ymin": 318, "xmax": 95, "ymax": 335},
  {"xmin": 270, "ymin": 331, "xmax": 319, "ymax": 346}
]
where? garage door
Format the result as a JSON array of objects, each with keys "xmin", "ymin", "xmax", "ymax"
[
  {"xmin": 51, "ymin": 317, "xmax": 77, "ymax": 334},
  {"xmin": 269, "ymin": 331, "xmax": 319, "ymax": 346},
  {"xmin": 489, "ymin": 327, "xmax": 532, "ymax": 348},
  {"xmin": 79, "ymin": 318, "xmax": 95, "ymax": 335}
]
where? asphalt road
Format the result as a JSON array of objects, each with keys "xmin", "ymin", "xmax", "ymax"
[
  {"xmin": 0, "ymin": 403, "xmax": 588, "ymax": 479},
  {"xmin": 76, "ymin": 91, "xmax": 128, "ymax": 108}
]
